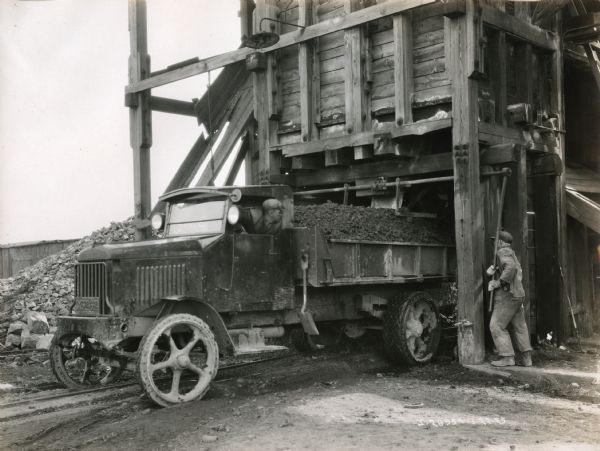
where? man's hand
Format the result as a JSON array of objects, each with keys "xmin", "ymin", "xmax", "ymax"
[
  {"xmin": 488, "ymin": 279, "xmax": 501, "ymax": 291},
  {"xmin": 486, "ymin": 265, "xmax": 496, "ymax": 276}
]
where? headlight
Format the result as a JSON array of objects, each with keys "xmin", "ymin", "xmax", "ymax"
[
  {"xmin": 227, "ymin": 205, "xmax": 240, "ymax": 225},
  {"xmin": 151, "ymin": 213, "xmax": 165, "ymax": 231}
]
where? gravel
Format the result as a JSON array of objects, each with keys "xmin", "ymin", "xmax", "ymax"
[
  {"xmin": 0, "ymin": 219, "xmax": 137, "ymax": 343},
  {"xmin": 293, "ymin": 202, "xmax": 453, "ymax": 244}
]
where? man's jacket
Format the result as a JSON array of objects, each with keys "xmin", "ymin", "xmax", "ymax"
[{"xmin": 496, "ymin": 244, "xmax": 526, "ymax": 298}]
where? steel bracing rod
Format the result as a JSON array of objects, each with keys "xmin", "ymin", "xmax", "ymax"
[{"xmin": 293, "ymin": 168, "xmax": 510, "ymax": 197}]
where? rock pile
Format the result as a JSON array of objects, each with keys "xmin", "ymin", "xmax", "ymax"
[
  {"xmin": 0, "ymin": 220, "xmax": 137, "ymax": 348},
  {"xmin": 293, "ymin": 202, "xmax": 453, "ymax": 244}
]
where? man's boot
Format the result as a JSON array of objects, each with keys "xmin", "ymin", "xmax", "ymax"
[
  {"xmin": 491, "ymin": 356, "xmax": 515, "ymax": 367},
  {"xmin": 518, "ymin": 351, "xmax": 532, "ymax": 367}
]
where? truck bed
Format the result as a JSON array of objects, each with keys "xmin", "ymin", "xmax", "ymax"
[{"xmin": 293, "ymin": 227, "xmax": 456, "ymax": 287}]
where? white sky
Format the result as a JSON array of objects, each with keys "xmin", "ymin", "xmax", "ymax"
[{"xmin": 0, "ymin": 0, "xmax": 241, "ymax": 244}]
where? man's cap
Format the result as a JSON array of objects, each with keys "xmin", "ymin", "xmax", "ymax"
[
  {"xmin": 262, "ymin": 198, "xmax": 283, "ymax": 210},
  {"xmin": 490, "ymin": 230, "xmax": 513, "ymax": 243}
]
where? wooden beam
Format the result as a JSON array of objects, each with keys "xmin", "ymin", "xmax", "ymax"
[
  {"xmin": 448, "ymin": 3, "xmax": 486, "ymax": 365},
  {"xmin": 276, "ymin": 117, "xmax": 452, "ymax": 157},
  {"xmin": 149, "ymin": 96, "xmax": 196, "ymax": 117},
  {"xmin": 529, "ymin": 152, "xmax": 563, "ymax": 177},
  {"xmin": 551, "ymin": 11, "xmax": 569, "ymax": 342},
  {"xmin": 197, "ymin": 87, "xmax": 254, "ymax": 186},
  {"xmin": 481, "ymin": 5, "xmax": 557, "ymax": 51},
  {"xmin": 245, "ymin": 121, "xmax": 259, "ymax": 185},
  {"xmin": 344, "ymin": 0, "xmax": 365, "ymax": 163},
  {"xmin": 566, "ymin": 190, "xmax": 600, "ymax": 235},
  {"xmin": 299, "ymin": 0, "xmax": 317, "ymax": 142},
  {"xmin": 254, "ymin": 1, "xmax": 272, "ymax": 185},
  {"xmin": 239, "ymin": 0, "xmax": 254, "ymax": 44},
  {"xmin": 325, "ymin": 148, "xmax": 354, "ymax": 167},
  {"xmin": 478, "ymin": 122, "xmax": 524, "ymax": 145},
  {"xmin": 480, "ymin": 143, "xmax": 517, "ymax": 165},
  {"xmin": 152, "ymin": 134, "xmax": 210, "ymax": 215},
  {"xmin": 224, "ymin": 136, "xmax": 248, "ymax": 185},
  {"xmin": 126, "ymin": 0, "xmax": 436, "ymax": 94},
  {"xmin": 128, "ymin": 0, "xmax": 152, "ymax": 240},
  {"xmin": 393, "ymin": 13, "xmax": 413, "ymax": 125},
  {"xmin": 498, "ymin": 32, "xmax": 508, "ymax": 125},
  {"xmin": 504, "ymin": 146, "xmax": 530, "ymax": 330},
  {"xmin": 516, "ymin": 43, "xmax": 534, "ymax": 105},
  {"xmin": 292, "ymin": 154, "xmax": 324, "ymax": 170},
  {"xmin": 292, "ymin": 152, "xmax": 454, "ymax": 187}
]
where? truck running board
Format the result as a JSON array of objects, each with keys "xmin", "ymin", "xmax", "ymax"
[{"xmin": 229, "ymin": 327, "xmax": 289, "ymax": 355}]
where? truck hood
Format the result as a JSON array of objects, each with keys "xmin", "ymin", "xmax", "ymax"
[{"xmin": 78, "ymin": 234, "xmax": 221, "ymax": 261}]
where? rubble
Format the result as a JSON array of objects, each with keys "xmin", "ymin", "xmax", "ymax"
[
  {"xmin": 27, "ymin": 311, "xmax": 49, "ymax": 335},
  {"xmin": 293, "ymin": 202, "xmax": 452, "ymax": 244},
  {"xmin": 0, "ymin": 219, "xmax": 136, "ymax": 345}
]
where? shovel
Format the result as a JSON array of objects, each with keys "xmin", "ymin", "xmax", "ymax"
[{"xmin": 299, "ymin": 252, "xmax": 319, "ymax": 336}]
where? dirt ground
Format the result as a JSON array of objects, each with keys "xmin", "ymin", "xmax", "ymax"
[{"xmin": 1, "ymin": 339, "xmax": 600, "ymax": 451}]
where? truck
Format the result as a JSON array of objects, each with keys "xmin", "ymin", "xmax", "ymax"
[{"xmin": 50, "ymin": 185, "xmax": 456, "ymax": 407}]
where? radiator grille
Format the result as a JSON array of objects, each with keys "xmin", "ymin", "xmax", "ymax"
[
  {"xmin": 136, "ymin": 264, "xmax": 186, "ymax": 306},
  {"xmin": 75, "ymin": 262, "xmax": 108, "ymax": 314}
]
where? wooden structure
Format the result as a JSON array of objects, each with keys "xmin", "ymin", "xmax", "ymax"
[
  {"xmin": 125, "ymin": 0, "xmax": 600, "ymax": 363},
  {"xmin": 0, "ymin": 240, "xmax": 77, "ymax": 278}
]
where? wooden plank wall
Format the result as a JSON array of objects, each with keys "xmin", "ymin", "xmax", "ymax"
[
  {"xmin": 0, "ymin": 240, "xmax": 78, "ymax": 279},
  {"xmin": 272, "ymin": 0, "xmax": 453, "ymax": 180}
]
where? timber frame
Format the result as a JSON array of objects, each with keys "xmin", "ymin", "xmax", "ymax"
[{"xmin": 126, "ymin": 0, "xmax": 570, "ymax": 364}]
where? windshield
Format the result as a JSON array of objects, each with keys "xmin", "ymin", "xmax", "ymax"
[{"xmin": 166, "ymin": 200, "xmax": 226, "ymax": 237}]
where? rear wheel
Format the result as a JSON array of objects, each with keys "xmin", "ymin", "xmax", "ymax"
[
  {"xmin": 50, "ymin": 335, "xmax": 123, "ymax": 389},
  {"xmin": 383, "ymin": 291, "xmax": 441, "ymax": 365},
  {"xmin": 137, "ymin": 314, "xmax": 219, "ymax": 407}
]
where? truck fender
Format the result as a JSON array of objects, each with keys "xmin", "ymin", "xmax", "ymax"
[{"xmin": 159, "ymin": 297, "xmax": 236, "ymax": 356}]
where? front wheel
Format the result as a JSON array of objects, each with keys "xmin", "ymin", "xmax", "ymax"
[
  {"xmin": 382, "ymin": 291, "xmax": 441, "ymax": 365},
  {"xmin": 137, "ymin": 314, "xmax": 219, "ymax": 407},
  {"xmin": 49, "ymin": 335, "xmax": 123, "ymax": 389}
]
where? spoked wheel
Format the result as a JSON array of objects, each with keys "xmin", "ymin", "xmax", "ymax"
[
  {"xmin": 383, "ymin": 291, "xmax": 441, "ymax": 365},
  {"xmin": 49, "ymin": 335, "xmax": 123, "ymax": 389},
  {"xmin": 137, "ymin": 314, "xmax": 219, "ymax": 407}
]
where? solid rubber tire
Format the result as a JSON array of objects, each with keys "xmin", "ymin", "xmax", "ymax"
[
  {"xmin": 49, "ymin": 335, "xmax": 121, "ymax": 389},
  {"xmin": 382, "ymin": 291, "xmax": 441, "ymax": 366},
  {"xmin": 137, "ymin": 313, "xmax": 219, "ymax": 407}
]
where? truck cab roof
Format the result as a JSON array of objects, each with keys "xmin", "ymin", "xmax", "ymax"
[{"xmin": 160, "ymin": 185, "xmax": 293, "ymax": 205}]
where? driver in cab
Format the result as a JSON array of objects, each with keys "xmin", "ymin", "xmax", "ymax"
[{"xmin": 238, "ymin": 198, "xmax": 283, "ymax": 234}]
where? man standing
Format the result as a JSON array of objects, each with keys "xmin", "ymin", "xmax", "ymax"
[{"xmin": 487, "ymin": 230, "xmax": 533, "ymax": 367}]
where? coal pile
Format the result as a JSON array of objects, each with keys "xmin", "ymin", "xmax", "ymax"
[
  {"xmin": 293, "ymin": 203, "xmax": 453, "ymax": 244},
  {"xmin": 0, "ymin": 220, "xmax": 136, "ymax": 345}
]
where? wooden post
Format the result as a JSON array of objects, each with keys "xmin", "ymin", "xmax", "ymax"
[
  {"xmin": 448, "ymin": 2, "xmax": 486, "ymax": 365},
  {"xmin": 344, "ymin": 0, "xmax": 368, "ymax": 161},
  {"xmin": 253, "ymin": 0, "xmax": 273, "ymax": 184},
  {"xmin": 245, "ymin": 121, "xmax": 259, "ymax": 184},
  {"xmin": 128, "ymin": 0, "xmax": 152, "ymax": 240},
  {"xmin": 551, "ymin": 12, "xmax": 569, "ymax": 342},
  {"xmin": 498, "ymin": 32, "xmax": 507, "ymax": 125},
  {"xmin": 299, "ymin": 0, "xmax": 318, "ymax": 143},
  {"xmin": 393, "ymin": 13, "xmax": 413, "ymax": 126},
  {"xmin": 504, "ymin": 145, "xmax": 530, "ymax": 328}
]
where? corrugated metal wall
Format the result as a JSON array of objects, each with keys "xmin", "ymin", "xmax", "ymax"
[{"xmin": 0, "ymin": 240, "xmax": 77, "ymax": 278}]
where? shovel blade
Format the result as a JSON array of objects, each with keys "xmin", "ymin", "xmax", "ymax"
[{"xmin": 299, "ymin": 310, "xmax": 319, "ymax": 335}]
